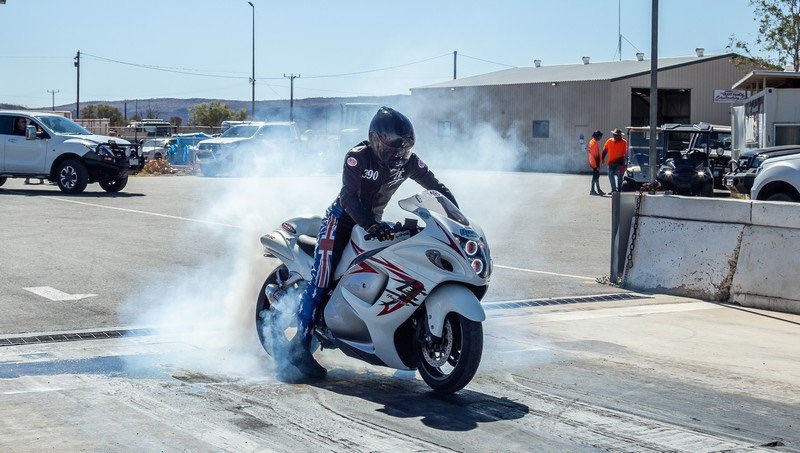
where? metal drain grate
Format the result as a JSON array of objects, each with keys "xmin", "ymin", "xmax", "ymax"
[
  {"xmin": 0, "ymin": 328, "xmax": 154, "ymax": 347},
  {"xmin": 483, "ymin": 293, "xmax": 650, "ymax": 311}
]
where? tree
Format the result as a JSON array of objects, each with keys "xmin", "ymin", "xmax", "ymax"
[
  {"xmin": 145, "ymin": 105, "xmax": 160, "ymax": 119},
  {"xmin": 189, "ymin": 101, "xmax": 247, "ymax": 127},
  {"xmin": 169, "ymin": 115, "xmax": 183, "ymax": 127},
  {"xmin": 730, "ymin": 0, "xmax": 800, "ymax": 71},
  {"xmin": 80, "ymin": 104, "xmax": 126, "ymax": 127},
  {"xmin": 130, "ymin": 114, "xmax": 142, "ymax": 122}
]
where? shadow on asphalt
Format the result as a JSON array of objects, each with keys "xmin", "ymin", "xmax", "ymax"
[
  {"xmin": 310, "ymin": 369, "xmax": 530, "ymax": 431},
  {"xmin": 0, "ymin": 188, "xmax": 145, "ymax": 198}
]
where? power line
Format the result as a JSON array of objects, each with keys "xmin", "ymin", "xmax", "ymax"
[
  {"xmin": 302, "ymin": 53, "xmax": 452, "ymax": 79},
  {"xmin": 81, "ymin": 52, "xmax": 262, "ymax": 80},
  {"xmin": 459, "ymin": 53, "xmax": 516, "ymax": 68}
]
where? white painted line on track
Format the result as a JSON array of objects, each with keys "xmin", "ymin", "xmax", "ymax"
[
  {"xmin": 494, "ymin": 264, "xmax": 597, "ymax": 281},
  {"xmin": 33, "ymin": 195, "xmax": 243, "ymax": 229},
  {"xmin": 23, "ymin": 287, "xmax": 97, "ymax": 301},
  {"xmin": 3, "ymin": 388, "xmax": 65, "ymax": 395},
  {"xmin": 34, "ymin": 194, "xmax": 601, "ymax": 281}
]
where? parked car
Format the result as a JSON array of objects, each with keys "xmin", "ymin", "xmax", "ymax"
[
  {"xmin": 751, "ymin": 153, "xmax": 800, "ymax": 202},
  {"xmin": 140, "ymin": 138, "xmax": 175, "ymax": 161},
  {"xmin": 0, "ymin": 110, "xmax": 143, "ymax": 194},
  {"xmin": 723, "ymin": 145, "xmax": 800, "ymax": 196},
  {"xmin": 195, "ymin": 121, "xmax": 301, "ymax": 176}
]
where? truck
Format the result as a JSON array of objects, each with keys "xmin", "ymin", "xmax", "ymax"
[
  {"xmin": 731, "ymin": 70, "xmax": 800, "ymax": 156},
  {"xmin": 0, "ymin": 110, "xmax": 143, "ymax": 194}
]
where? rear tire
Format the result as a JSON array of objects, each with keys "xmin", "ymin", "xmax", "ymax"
[
  {"xmin": 256, "ymin": 266, "xmax": 305, "ymax": 357},
  {"xmin": 56, "ymin": 159, "xmax": 89, "ymax": 194},
  {"xmin": 415, "ymin": 314, "xmax": 483, "ymax": 394},
  {"xmin": 0, "ymin": 177, "xmax": 6, "ymax": 187},
  {"xmin": 701, "ymin": 182, "xmax": 714, "ymax": 197},
  {"xmin": 100, "ymin": 175, "xmax": 128, "ymax": 193},
  {"xmin": 766, "ymin": 192, "xmax": 799, "ymax": 202}
]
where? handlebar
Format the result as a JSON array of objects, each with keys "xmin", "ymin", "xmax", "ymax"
[{"xmin": 364, "ymin": 224, "xmax": 408, "ymax": 241}]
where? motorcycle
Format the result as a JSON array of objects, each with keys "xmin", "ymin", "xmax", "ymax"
[{"xmin": 255, "ymin": 190, "xmax": 490, "ymax": 393}]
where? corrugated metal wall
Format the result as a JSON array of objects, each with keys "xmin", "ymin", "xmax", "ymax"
[
  {"xmin": 411, "ymin": 56, "xmax": 751, "ymax": 173},
  {"xmin": 608, "ymin": 56, "xmax": 750, "ymax": 131}
]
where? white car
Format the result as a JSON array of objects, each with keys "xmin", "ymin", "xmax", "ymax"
[
  {"xmin": 751, "ymin": 153, "xmax": 800, "ymax": 202},
  {"xmin": 140, "ymin": 138, "xmax": 176, "ymax": 161},
  {"xmin": 0, "ymin": 110, "xmax": 143, "ymax": 194}
]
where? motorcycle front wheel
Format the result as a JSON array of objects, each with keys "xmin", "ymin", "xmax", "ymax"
[{"xmin": 415, "ymin": 313, "xmax": 483, "ymax": 394}]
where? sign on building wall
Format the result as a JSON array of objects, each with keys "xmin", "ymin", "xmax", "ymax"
[{"xmin": 714, "ymin": 90, "xmax": 748, "ymax": 103}]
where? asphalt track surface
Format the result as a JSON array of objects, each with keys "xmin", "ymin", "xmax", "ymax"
[{"xmin": 1, "ymin": 174, "xmax": 798, "ymax": 451}]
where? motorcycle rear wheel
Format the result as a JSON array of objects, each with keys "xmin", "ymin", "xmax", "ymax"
[
  {"xmin": 415, "ymin": 313, "xmax": 483, "ymax": 394},
  {"xmin": 255, "ymin": 265, "xmax": 301, "ymax": 356}
]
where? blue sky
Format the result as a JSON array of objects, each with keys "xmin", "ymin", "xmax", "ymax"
[{"xmin": 0, "ymin": 0, "xmax": 759, "ymax": 107}]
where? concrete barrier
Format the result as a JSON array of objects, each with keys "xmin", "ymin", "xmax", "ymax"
[{"xmin": 621, "ymin": 194, "xmax": 800, "ymax": 313}]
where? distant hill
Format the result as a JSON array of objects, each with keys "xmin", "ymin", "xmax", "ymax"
[
  {"xmin": 0, "ymin": 103, "xmax": 28, "ymax": 110},
  {"xmin": 32, "ymin": 95, "xmax": 411, "ymax": 129}
]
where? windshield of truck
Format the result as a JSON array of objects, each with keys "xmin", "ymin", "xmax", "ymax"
[
  {"xmin": 34, "ymin": 115, "xmax": 92, "ymax": 135},
  {"xmin": 399, "ymin": 190, "xmax": 469, "ymax": 226},
  {"xmin": 221, "ymin": 125, "xmax": 259, "ymax": 138},
  {"xmin": 256, "ymin": 125, "xmax": 295, "ymax": 140},
  {"xmin": 694, "ymin": 132, "xmax": 732, "ymax": 151}
]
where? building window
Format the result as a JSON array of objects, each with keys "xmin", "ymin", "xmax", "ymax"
[
  {"xmin": 532, "ymin": 120, "xmax": 549, "ymax": 138},
  {"xmin": 437, "ymin": 121, "xmax": 452, "ymax": 137}
]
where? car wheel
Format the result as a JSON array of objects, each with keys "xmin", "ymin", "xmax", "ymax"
[
  {"xmin": 766, "ymin": 192, "xmax": 799, "ymax": 202},
  {"xmin": 0, "ymin": 177, "xmax": 6, "ymax": 187},
  {"xmin": 701, "ymin": 183, "xmax": 714, "ymax": 197},
  {"xmin": 56, "ymin": 159, "xmax": 89, "ymax": 194},
  {"xmin": 99, "ymin": 175, "xmax": 128, "ymax": 193}
]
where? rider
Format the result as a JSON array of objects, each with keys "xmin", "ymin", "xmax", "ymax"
[{"xmin": 288, "ymin": 106, "xmax": 458, "ymax": 378}]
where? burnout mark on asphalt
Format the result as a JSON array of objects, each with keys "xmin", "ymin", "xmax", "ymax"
[
  {"xmin": 483, "ymin": 292, "xmax": 651, "ymax": 311},
  {"xmin": 0, "ymin": 328, "xmax": 155, "ymax": 347}
]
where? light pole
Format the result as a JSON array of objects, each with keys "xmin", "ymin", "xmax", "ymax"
[
  {"xmin": 248, "ymin": 1, "xmax": 255, "ymax": 119},
  {"xmin": 649, "ymin": 0, "xmax": 659, "ymax": 184},
  {"xmin": 47, "ymin": 89, "xmax": 60, "ymax": 111},
  {"xmin": 284, "ymin": 74, "xmax": 300, "ymax": 121}
]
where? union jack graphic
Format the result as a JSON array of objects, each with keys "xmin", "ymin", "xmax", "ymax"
[{"xmin": 315, "ymin": 212, "xmax": 339, "ymax": 288}]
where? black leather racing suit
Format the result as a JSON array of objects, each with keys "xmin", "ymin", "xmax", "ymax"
[{"xmin": 297, "ymin": 141, "xmax": 457, "ymax": 328}]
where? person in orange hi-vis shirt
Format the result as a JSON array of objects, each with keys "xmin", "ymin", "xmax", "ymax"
[
  {"xmin": 587, "ymin": 130, "xmax": 605, "ymax": 195},
  {"xmin": 602, "ymin": 128, "xmax": 628, "ymax": 193}
]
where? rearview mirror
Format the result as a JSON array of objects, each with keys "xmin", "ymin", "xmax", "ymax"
[{"xmin": 25, "ymin": 125, "xmax": 37, "ymax": 140}]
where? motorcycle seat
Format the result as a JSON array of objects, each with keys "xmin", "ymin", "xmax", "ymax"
[{"xmin": 297, "ymin": 234, "xmax": 317, "ymax": 257}]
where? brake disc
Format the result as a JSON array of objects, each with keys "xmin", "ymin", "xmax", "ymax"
[{"xmin": 423, "ymin": 320, "xmax": 454, "ymax": 368}]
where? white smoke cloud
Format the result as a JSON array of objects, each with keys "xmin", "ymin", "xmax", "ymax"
[{"xmin": 120, "ymin": 101, "xmax": 554, "ymax": 382}]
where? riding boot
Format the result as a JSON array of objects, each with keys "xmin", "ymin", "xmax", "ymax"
[{"xmin": 288, "ymin": 327, "xmax": 327, "ymax": 379}]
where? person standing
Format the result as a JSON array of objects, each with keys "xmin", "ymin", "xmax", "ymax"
[
  {"xmin": 587, "ymin": 130, "xmax": 605, "ymax": 195},
  {"xmin": 603, "ymin": 129, "xmax": 628, "ymax": 193}
]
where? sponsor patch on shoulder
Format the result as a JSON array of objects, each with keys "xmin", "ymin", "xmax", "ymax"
[
  {"xmin": 347, "ymin": 156, "xmax": 358, "ymax": 167},
  {"xmin": 418, "ymin": 157, "xmax": 426, "ymax": 168}
]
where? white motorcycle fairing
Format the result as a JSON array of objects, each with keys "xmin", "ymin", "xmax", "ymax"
[{"xmin": 260, "ymin": 191, "xmax": 490, "ymax": 371}]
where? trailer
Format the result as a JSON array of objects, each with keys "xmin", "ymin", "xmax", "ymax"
[{"xmin": 731, "ymin": 71, "xmax": 800, "ymax": 157}]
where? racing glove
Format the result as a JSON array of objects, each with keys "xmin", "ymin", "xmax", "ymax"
[{"xmin": 367, "ymin": 222, "xmax": 394, "ymax": 242}]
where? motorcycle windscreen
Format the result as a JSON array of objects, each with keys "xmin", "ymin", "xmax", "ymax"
[{"xmin": 398, "ymin": 190, "xmax": 469, "ymax": 226}]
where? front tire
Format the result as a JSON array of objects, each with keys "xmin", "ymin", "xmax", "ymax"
[
  {"xmin": 56, "ymin": 159, "xmax": 89, "ymax": 194},
  {"xmin": 415, "ymin": 313, "xmax": 483, "ymax": 394},
  {"xmin": 100, "ymin": 175, "xmax": 128, "ymax": 193}
]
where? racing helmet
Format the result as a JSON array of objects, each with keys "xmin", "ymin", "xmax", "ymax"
[{"xmin": 368, "ymin": 107, "xmax": 415, "ymax": 168}]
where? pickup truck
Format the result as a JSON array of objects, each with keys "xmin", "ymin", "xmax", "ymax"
[
  {"xmin": 0, "ymin": 111, "xmax": 143, "ymax": 194},
  {"xmin": 195, "ymin": 121, "xmax": 301, "ymax": 176},
  {"xmin": 723, "ymin": 145, "xmax": 800, "ymax": 196}
]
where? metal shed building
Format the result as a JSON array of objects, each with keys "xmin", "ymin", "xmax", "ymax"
[{"xmin": 410, "ymin": 53, "xmax": 750, "ymax": 172}]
